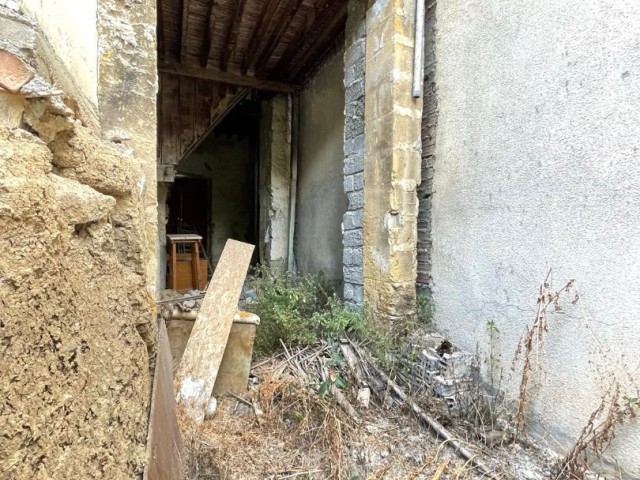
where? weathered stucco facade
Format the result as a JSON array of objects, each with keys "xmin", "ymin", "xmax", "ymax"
[
  {"xmin": 0, "ymin": 1, "xmax": 157, "ymax": 478},
  {"xmin": 297, "ymin": 49, "xmax": 347, "ymax": 290},
  {"xmin": 430, "ymin": 0, "xmax": 640, "ymax": 475}
]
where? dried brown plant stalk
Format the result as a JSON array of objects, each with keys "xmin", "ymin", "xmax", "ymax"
[
  {"xmin": 513, "ymin": 269, "xmax": 578, "ymax": 432},
  {"xmin": 554, "ymin": 384, "xmax": 622, "ymax": 480}
]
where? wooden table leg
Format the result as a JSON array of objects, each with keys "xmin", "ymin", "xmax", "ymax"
[
  {"xmin": 192, "ymin": 241, "xmax": 201, "ymax": 291},
  {"xmin": 171, "ymin": 242, "xmax": 177, "ymax": 290}
]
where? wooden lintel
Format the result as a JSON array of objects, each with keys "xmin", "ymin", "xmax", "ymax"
[{"xmin": 159, "ymin": 63, "xmax": 295, "ymax": 93}]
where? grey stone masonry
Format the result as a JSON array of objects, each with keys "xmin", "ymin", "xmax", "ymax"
[
  {"xmin": 342, "ymin": 0, "xmax": 366, "ymax": 307},
  {"xmin": 417, "ymin": 3, "xmax": 437, "ymax": 291}
]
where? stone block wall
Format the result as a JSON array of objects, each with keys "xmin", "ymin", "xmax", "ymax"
[
  {"xmin": 342, "ymin": 0, "xmax": 366, "ymax": 307},
  {"xmin": 362, "ymin": 0, "xmax": 423, "ymax": 331}
]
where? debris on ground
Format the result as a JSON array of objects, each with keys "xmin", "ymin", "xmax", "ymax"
[{"xmin": 178, "ymin": 337, "xmax": 563, "ymax": 480}]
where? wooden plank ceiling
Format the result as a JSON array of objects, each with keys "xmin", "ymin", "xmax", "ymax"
[{"xmin": 157, "ymin": 0, "xmax": 347, "ymax": 171}]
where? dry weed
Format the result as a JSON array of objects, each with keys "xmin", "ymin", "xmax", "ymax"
[{"xmin": 513, "ymin": 269, "xmax": 578, "ymax": 433}]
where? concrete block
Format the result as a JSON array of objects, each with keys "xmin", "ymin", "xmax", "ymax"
[
  {"xmin": 344, "ymin": 266, "xmax": 363, "ymax": 284},
  {"xmin": 345, "ymin": 38, "xmax": 365, "ymax": 70},
  {"xmin": 344, "ymin": 153, "xmax": 364, "ymax": 175},
  {"xmin": 345, "ymin": 100, "xmax": 364, "ymax": 121},
  {"xmin": 345, "ymin": 115, "xmax": 365, "ymax": 138},
  {"xmin": 344, "ymin": 172, "xmax": 364, "ymax": 193},
  {"xmin": 343, "ymin": 229, "xmax": 363, "ymax": 247},
  {"xmin": 347, "ymin": 190, "xmax": 364, "ymax": 210},
  {"xmin": 343, "ymin": 209, "xmax": 364, "ymax": 231},
  {"xmin": 343, "ymin": 246, "xmax": 363, "ymax": 266},
  {"xmin": 344, "ymin": 133, "xmax": 364, "ymax": 157},
  {"xmin": 352, "ymin": 285, "xmax": 364, "ymax": 304},
  {"xmin": 343, "ymin": 282, "xmax": 354, "ymax": 300},
  {"xmin": 346, "ymin": 77, "xmax": 365, "ymax": 104}
]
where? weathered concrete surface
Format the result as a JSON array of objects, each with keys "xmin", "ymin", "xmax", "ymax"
[
  {"xmin": 363, "ymin": 0, "xmax": 422, "ymax": 333},
  {"xmin": 175, "ymin": 240, "xmax": 254, "ymax": 423},
  {"xmin": 259, "ymin": 95, "xmax": 290, "ymax": 271},
  {"xmin": 432, "ymin": 0, "xmax": 640, "ymax": 475},
  {"xmin": 297, "ymin": 50, "xmax": 347, "ymax": 291},
  {"xmin": 0, "ymin": 124, "xmax": 153, "ymax": 479}
]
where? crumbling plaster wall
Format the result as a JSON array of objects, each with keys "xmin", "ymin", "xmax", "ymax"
[
  {"xmin": 0, "ymin": 2, "xmax": 157, "ymax": 478},
  {"xmin": 21, "ymin": 0, "xmax": 98, "ymax": 104},
  {"xmin": 296, "ymin": 50, "xmax": 347, "ymax": 290},
  {"xmin": 432, "ymin": 0, "xmax": 640, "ymax": 475}
]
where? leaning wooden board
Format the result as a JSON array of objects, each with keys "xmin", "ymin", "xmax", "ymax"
[
  {"xmin": 174, "ymin": 239, "xmax": 254, "ymax": 423},
  {"xmin": 145, "ymin": 319, "xmax": 184, "ymax": 480}
]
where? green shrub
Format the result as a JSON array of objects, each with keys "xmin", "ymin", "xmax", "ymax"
[
  {"xmin": 416, "ymin": 292, "xmax": 434, "ymax": 325},
  {"xmin": 249, "ymin": 265, "xmax": 368, "ymax": 357}
]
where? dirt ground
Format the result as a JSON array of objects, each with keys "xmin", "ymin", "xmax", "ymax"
[{"xmin": 178, "ymin": 344, "xmax": 561, "ymax": 480}]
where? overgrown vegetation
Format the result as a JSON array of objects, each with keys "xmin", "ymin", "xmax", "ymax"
[
  {"xmin": 248, "ymin": 266, "xmax": 370, "ymax": 357},
  {"xmin": 416, "ymin": 292, "xmax": 435, "ymax": 325}
]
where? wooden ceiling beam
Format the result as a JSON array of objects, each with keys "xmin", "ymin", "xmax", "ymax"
[
  {"xmin": 201, "ymin": 1, "xmax": 217, "ymax": 67},
  {"xmin": 288, "ymin": 1, "xmax": 347, "ymax": 82},
  {"xmin": 253, "ymin": 0, "xmax": 303, "ymax": 77},
  {"xmin": 268, "ymin": 0, "xmax": 330, "ymax": 78},
  {"xmin": 220, "ymin": 0, "xmax": 249, "ymax": 72},
  {"xmin": 180, "ymin": 0, "xmax": 191, "ymax": 64},
  {"xmin": 241, "ymin": 0, "xmax": 282, "ymax": 74},
  {"xmin": 159, "ymin": 62, "xmax": 295, "ymax": 93}
]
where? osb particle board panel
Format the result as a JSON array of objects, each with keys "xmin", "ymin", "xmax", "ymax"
[{"xmin": 174, "ymin": 239, "xmax": 254, "ymax": 423}]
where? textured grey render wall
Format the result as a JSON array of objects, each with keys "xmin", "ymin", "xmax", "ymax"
[
  {"xmin": 433, "ymin": 1, "xmax": 640, "ymax": 475},
  {"xmin": 342, "ymin": 0, "xmax": 366, "ymax": 307},
  {"xmin": 296, "ymin": 50, "xmax": 347, "ymax": 290}
]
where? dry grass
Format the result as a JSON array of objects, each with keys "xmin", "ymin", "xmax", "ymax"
[{"xmin": 177, "ymin": 344, "xmax": 510, "ymax": 480}]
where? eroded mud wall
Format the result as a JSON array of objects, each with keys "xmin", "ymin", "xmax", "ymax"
[
  {"xmin": 0, "ymin": 5, "xmax": 156, "ymax": 478},
  {"xmin": 0, "ymin": 117, "xmax": 155, "ymax": 479}
]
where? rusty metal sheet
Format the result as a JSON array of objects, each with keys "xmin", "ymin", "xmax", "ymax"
[
  {"xmin": 145, "ymin": 320, "xmax": 185, "ymax": 480},
  {"xmin": 175, "ymin": 239, "xmax": 254, "ymax": 423},
  {"xmin": 213, "ymin": 312, "xmax": 260, "ymax": 396}
]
